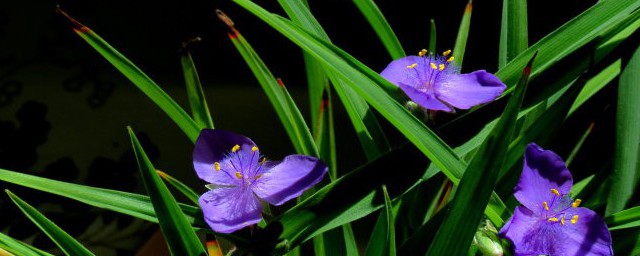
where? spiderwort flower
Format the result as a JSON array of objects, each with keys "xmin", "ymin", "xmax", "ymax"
[
  {"xmin": 380, "ymin": 49, "xmax": 506, "ymax": 112},
  {"xmin": 499, "ymin": 143, "xmax": 613, "ymax": 256},
  {"xmin": 193, "ymin": 129, "xmax": 327, "ymax": 233}
]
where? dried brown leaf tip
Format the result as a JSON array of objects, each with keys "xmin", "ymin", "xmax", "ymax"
[
  {"xmin": 55, "ymin": 5, "xmax": 90, "ymax": 33},
  {"xmin": 216, "ymin": 9, "xmax": 239, "ymax": 38}
]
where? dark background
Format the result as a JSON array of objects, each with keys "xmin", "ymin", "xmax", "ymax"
[{"xmin": 1, "ymin": 0, "xmax": 613, "ymax": 254}]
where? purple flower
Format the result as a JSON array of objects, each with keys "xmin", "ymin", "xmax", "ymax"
[
  {"xmin": 193, "ymin": 129, "xmax": 327, "ymax": 233},
  {"xmin": 499, "ymin": 143, "xmax": 613, "ymax": 256},
  {"xmin": 380, "ymin": 49, "xmax": 506, "ymax": 112}
]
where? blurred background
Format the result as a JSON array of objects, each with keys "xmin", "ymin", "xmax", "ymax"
[{"xmin": 1, "ymin": 0, "xmax": 612, "ymax": 254}]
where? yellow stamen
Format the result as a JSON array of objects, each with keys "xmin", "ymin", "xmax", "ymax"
[
  {"xmin": 442, "ymin": 49, "xmax": 451, "ymax": 56},
  {"xmin": 430, "ymin": 63, "xmax": 437, "ymax": 70},
  {"xmin": 231, "ymin": 144, "xmax": 240, "ymax": 153},
  {"xmin": 438, "ymin": 64, "xmax": 445, "ymax": 71},
  {"xmin": 571, "ymin": 215, "xmax": 579, "ymax": 224},
  {"xmin": 235, "ymin": 171, "xmax": 242, "ymax": 179},
  {"xmin": 251, "ymin": 146, "xmax": 259, "ymax": 152},
  {"xmin": 560, "ymin": 216, "xmax": 566, "ymax": 225},
  {"xmin": 418, "ymin": 49, "xmax": 428, "ymax": 56},
  {"xmin": 543, "ymin": 201, "xmax": 550, "ymax": 211},
  {"xmin": 260, "ymin": 157, "xmax": 266, "ymax": 165},
  {"xmin": 548, "ymin": 217, "xmax": 559, "ymax": 222},
  {"xmin": 447, "ymin": 56, "xmax": 455, "ymax": 62},
  {"xmin": 551, "ymin": 188, "xmax": 560, "ymax": 196},
  {"xmin": 406, "ymin": 63, "xmax": 417, "ymax": 69},
  {"xmin": 254, "ymin": 174, "xmax": 262, "ymax": 180},
  {"xmin": 214, "ymin": 162, "xmax": 221, "ymax": 171},
  {"xmin": 572, "ymin": 199, "xmax": 582, "ymax": 208}
]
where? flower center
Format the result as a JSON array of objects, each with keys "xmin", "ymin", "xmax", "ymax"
[
  {"xmin": 211, "ymin": 144, "xmax": 267, "ymax": 190},
  {"xmin": 541, "ymin": 188, "xmax": 582, "ymax": 225},
  {"xmin": 405, "ymin": 49, "xmax": 457, "ymax": 92}
]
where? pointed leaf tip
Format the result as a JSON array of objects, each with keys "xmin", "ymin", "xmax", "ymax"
[
  {"xmin": 523, "ymin": 51, "xmax": 539, "ymax": 75},
  {"xmin": 55, "ymin": 5, "xmax": 89, "ymax": 32},
  {"xmin": 276, "ymin": 78, "xmax": 285, "ymax": 87},
  {"xmin": 216, "ymin": 9, "xmax": 239, "ymax": 38},
  {"xmin": 180, "ymin": 37, "xmax": 202, "ymax": 54}
]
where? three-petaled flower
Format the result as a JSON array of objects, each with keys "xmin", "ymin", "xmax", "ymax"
[
  {"xmin": 380, "ymin": 49, "xmax": 506, "ymax": 112},
  {"xmin": 499, "ymin": 143, "xmax": 613, "ymax": 255},
  {"xmin": 193, "ymin": 129, "xmax": 328, "ymax": 233}
]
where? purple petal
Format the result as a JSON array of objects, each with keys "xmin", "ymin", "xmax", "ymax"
[
  {"xmin": 434, "ymin": 70, "xmax": 506, "ymax": 109},
  {"xmin": 380, "ymin": 56, "xmax": 424, "ymax": 86},
  {"xmin": 397, "ymin": 82, "xmax": 453, "ymax": 112},
  {"xmin": 193, "ymin": 129, "xmax": 256, "ymax": 184},
  {"xmin": 514, "ymin": 143, "xmax": 573, "ymax": 213},
  {"xmin": 499, "ymin": 206, "xmax": 548, "ymax": 255},
  {"xmin": 252, "ymin": 155, "xmax": 327, "ymax": 205},
  {"xmin": 549, "ymin": 207, "xmax": 613, "ymax": 256},
  {"xmin": 199, "ymin": 186, "xmax": 262, "ymax": 233}
]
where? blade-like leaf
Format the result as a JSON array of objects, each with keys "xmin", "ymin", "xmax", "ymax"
[
  {"xmin": 605, "ymin": 42, "xmax": 640, "ymax": 215},
  {"xmin": 277, "ymin": 0, "xmax": 391, "ymax": 159},
  {"xmin": 606, "ymin": 206, "xmax": 640, "ymax": 230},
  {"xmin": 353, "ymin": 0, "xmax": 405, "ymax": 59},
  {"xmin": 499, "ymin": 0, "xmax": 528, "ymax": 69},
  {"xmin": 180, "ymin": 40, "xmax": 215, "ymax": 129},
  {"xmin": 429, "ymin": 19, "xmax": 437, "ymax": 53},
  {"xmin": 6, "ymin": 190, "xmax": 94, "ymax": 256},
  {"xmin": 128, "ymin": 127, "xmax": 206, "ymax": 256},
  {"xmin": 217, "ymin": 12, "xmax": 318, "ymax": 158},
  {"xmin": 365, "ymin": 186, "xmax": 397, "ymax": 256},
  {"xmin": 56, "ymin": 7, "xmax": 201, "ymax": 142},
  {"xmin": 426, "ymin": 53, "xmax": 535, "ymax": 256},
  {"xmin": 0, "ymin": 231, "xmax": 53, "ymax": 256},
  {"xmin": 157, "ymin": 170, "xmax": 200, "ymax": 205},
  {"xmin": 0, "ymin": 167, "xmax": 201, "ymax": 225},
  {"xmin": 452, "ymin": 1, "xmax": 472, "ymax": 67}
]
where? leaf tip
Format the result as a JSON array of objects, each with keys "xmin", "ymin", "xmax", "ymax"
[
  {"xmin": 216, "ymin": 9, "xmax": 239, "ymax": 38},
  {"xmin": 180, "ymin": 37, "xmax": 202, "ymax": 54},
  {"xmin": 276, "ymin": 78, "xmax": 285, "ymax": 88},
  {"xmin": 523, "ymin": 50, "xmax": 539, "ymax": 75},
  {"xmin": 55, "ymin": 5, "xmax": 90, "ymax": 33}
]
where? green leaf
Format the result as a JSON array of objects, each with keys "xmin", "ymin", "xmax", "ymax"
[
  {"xmin": 0, "ymin": 167, "xmax": 201, "ymax": 225},
  {"xmin": 277, "ymin": 0, "xmax": 391, "ymax": 159},
  {"xmin": 569, "ymin": 59, "xmax": 621, "ymax": 115},
  {"xmin": 605, "ymin": 42, "xmax": 640, "ymax": 215},
  {"xmin": 218, "ymin": 14, "xmax": 318, "ymax": 157},
  {"xmin": 0, "ymin": 231, "xmax": 53, "ymax": 256},
  {"xmin": 128, "ymin": 127, "xmax": 206, "ymax": 256},
  {"xmin": 606, "ymin": 206, "xmax": 640, "ymax": 230},
  {"xmin": 499, "ymin": 0, "xmax": 528, "ymax": 69},
  {"xmin": 365, "ymin": 186, "xmax": 397, "ymax": 256},
  {"xmin": 180, "ymin": 41, "xmax": 215, "ymax": 129},
  {"xmin": 566, "ymin": 122, "xmax": 595, "ymax": 166},
  {"xmin": 426, "ymin": 53, "xmax": 535, "ymax": 256},
  {"xmin": 429, "ymin": 19, "xmax": 437, "ymax": 53},
  {"xmin": 272, "ymin": 144, "xmax": 425, "ymax": 250},
  {"xmin": 57, "ymin": 7, "xmax": 201, "ymax": 142},
  {"xmin": 452, "ymin": 1, "xmax": 472, "ymax": 67},
  {"xmin": 6, "ymin": 190, "xmax": 94, "ymax": 256},
  {"xmin": 353, "ymin": 0, "xmax": 405, "ymax": 59},
  {"xmin": 495, "ymin": 0, "xmax": 640, "ymax": 92},
  {"xmin": 231, "ymin": 0, "xmax": 508, "ymax": 225},
  {"xmin": 157, "ymin": 170, "xmax": 200, "ymax": 205}
]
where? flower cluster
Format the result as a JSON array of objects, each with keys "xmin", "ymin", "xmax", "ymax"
[
  {"xmin": 381, "ymin": 49, "xmax": 506, "ymax": 112},
  {"xmin": 499, "ymin": 143, "xmax": 613, "ymax": 255},
  {"xmin": 193, "ymin": 129, "xmax": 327, "ymax": 233}
]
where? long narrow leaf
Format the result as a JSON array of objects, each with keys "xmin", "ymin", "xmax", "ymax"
[
  {"xmin": 605, "ymin": 42, "xmax": 640, "ymax": 215},
  {"xmin": 426, "ymin": 53, "xmax": 535, "ymax": 256},
  {"xmin": 128, "ymin": 128, "xmax": 206, "ymax": 256},
  {"xmin": 429, "ymin": 19, "xmax": 437, "ymax": 53},
  {"xmin": 180, "ymin": 41, "xmax": 215, "ymax": 129},
  {"xmin": 57, "ymin": 7, "xmax": 201, "ymax": 142},
  {"xmin": 452, "ymin": 1, "xmax": 472, "ymax": 67},
  {"xmin": 0, "ymin": 231, "xmax": 53, "ymax": 256},
  {"xmin": 6, "ymin": 190, "xmax": 94, "ymax": 256},
  {"xmin": 353, "ymin": 0, "xmax": 405, "ymax": 59},
  {"xmin": 0, "ymin": 168, "xmax": 201, "ymax": 225},
  {"xmin": 157, "ymin": 170, "xmax": 200, "ymax": 205},
  {"xmin": 606, "ymin": 206, "xmax": 640, "ymax": 230},
  {"xmin": 499, "ymin": 0, "xmax": 528, "ymax": 69},
  {"xmin": 365, "ymin": 186, "xmax": 397, "ymax": 256}
]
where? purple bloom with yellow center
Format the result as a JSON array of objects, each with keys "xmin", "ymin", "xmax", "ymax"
[
  {"xmin": 499, "ymin": 143, "xmax": 613, "ymax": 256},
  {"xmin": 380, "ymin": 49, "xmax": 506, "ymax": 112},
  {"xmin": 193, "ymin": 129, "xmax": 327, "ymax": 233}
]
